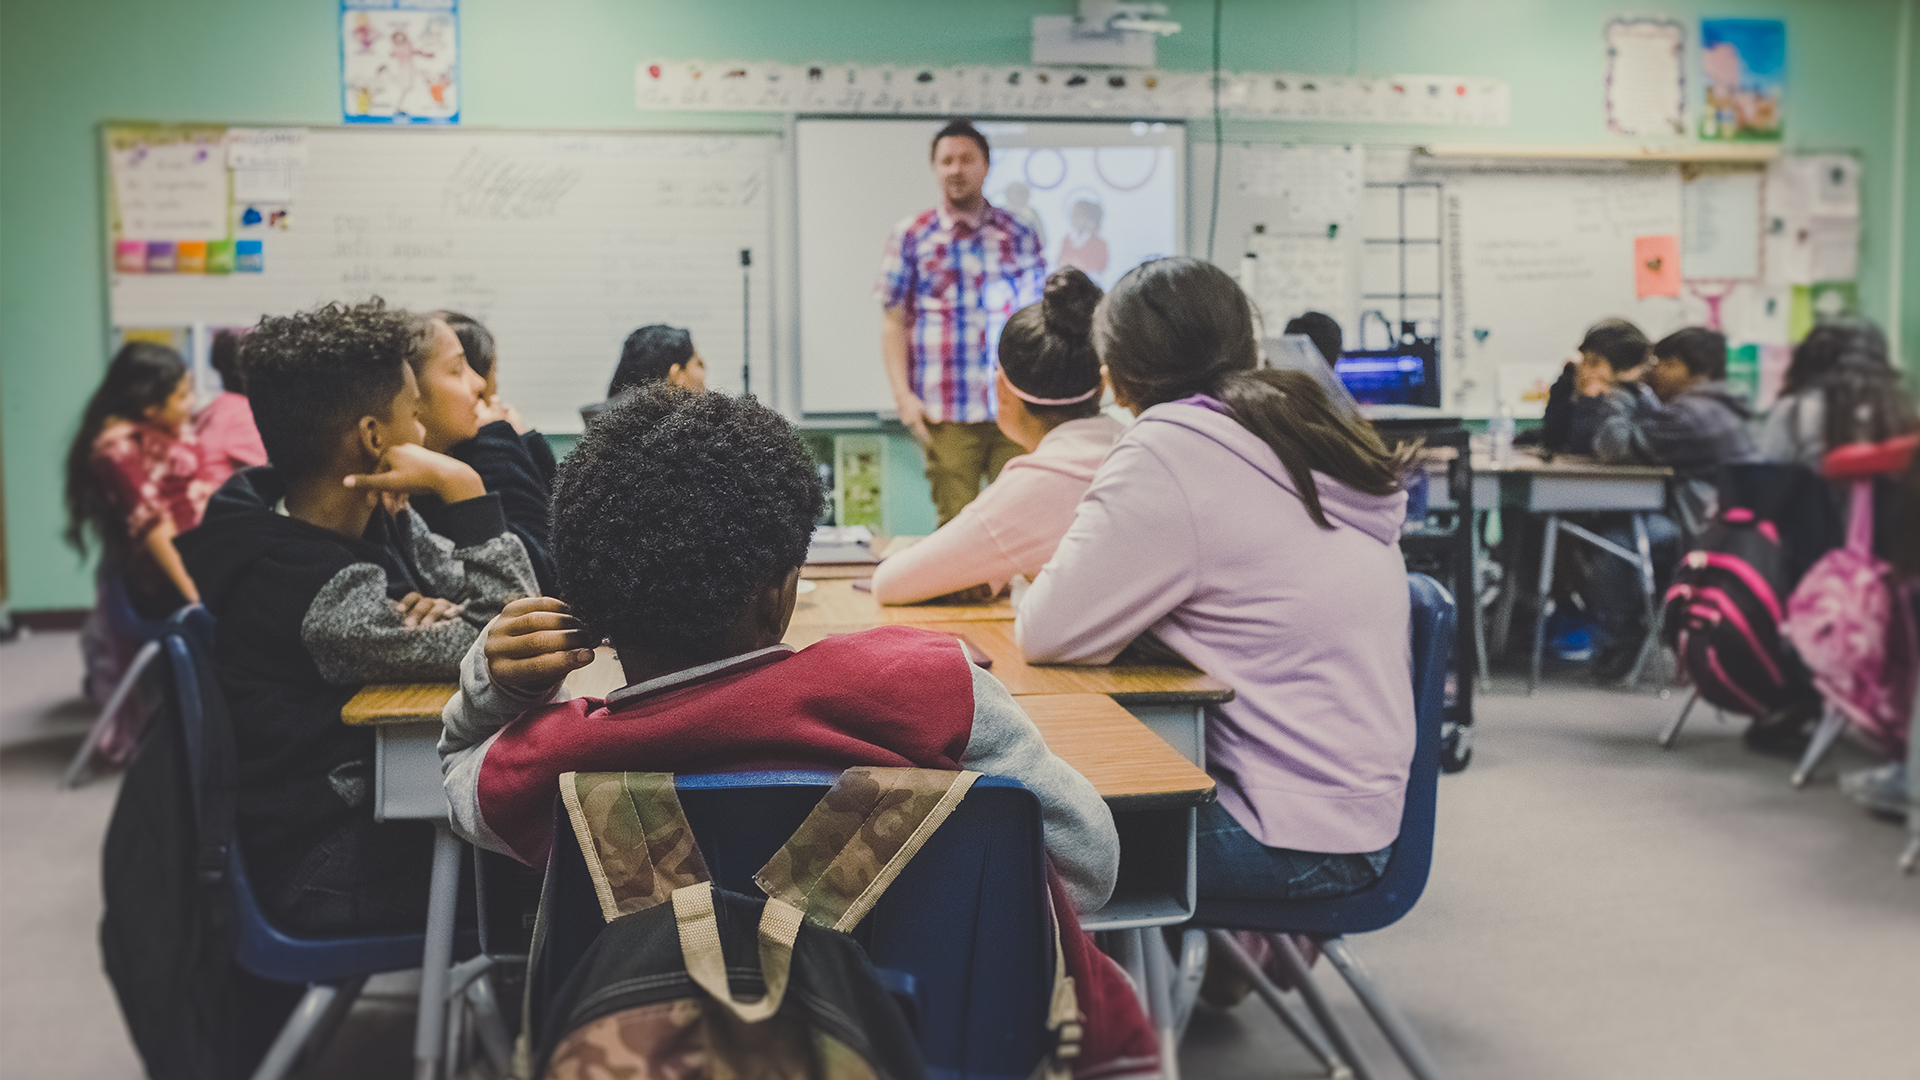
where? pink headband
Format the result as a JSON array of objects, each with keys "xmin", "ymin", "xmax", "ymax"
[{"xmin": 1002, "ymin": 377, "xmax": 1102, "ymax": 406}]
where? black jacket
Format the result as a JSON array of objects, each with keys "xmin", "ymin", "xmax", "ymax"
[
  {"xmin": 177, "ymin": 466, "xmax": 532, "ymax": 887},
  {"xmin": 414, "ymin": 420, "xmax": 559, "ymax": 593}
]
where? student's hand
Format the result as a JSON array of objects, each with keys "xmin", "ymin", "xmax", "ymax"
[
  {"xmin": 486, "ymin": 597, "xmax": 597, "ymax": 699},
  {"xmin": 396, "ymin": 592, "xmax": 465, "ymax": 629},
  {"xmin": 345, "ymin": 442, "xmax": 486, "ymax": 503},
  {"xmin": 477, "ymin": 394, "xmax": 530, "ymax": 434},
  {"xmin": 1574, "ymin": 356, "xmax": 1616, "ymax": 398},
  {"xmin": 895, "ymin": 396, "xmax": 932, "ymax": 447}
]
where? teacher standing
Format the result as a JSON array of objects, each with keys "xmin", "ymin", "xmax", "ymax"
[{"xmin": 877, "ymin": 120, "xmax": 1046, "ymax": 524}]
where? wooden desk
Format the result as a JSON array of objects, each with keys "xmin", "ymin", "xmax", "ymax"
[
  {"xmin": 789, "ymin": 576, "xmax": 1013, "ymax": 629},
  {"xmin": 1016, "ymin": 693, "xmax": 1213, "ymax": 813}
]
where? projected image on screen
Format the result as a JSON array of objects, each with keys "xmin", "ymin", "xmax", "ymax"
[
  {"xmin": 794, "ymin": 119, "xmax": 1184, "ymax": 415},
  {"xmin": 981, "ymin": 123, "xmax": 1181, "ymax": 292}
]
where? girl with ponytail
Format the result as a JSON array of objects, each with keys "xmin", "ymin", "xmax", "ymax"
[
  {"xmin": 871, "ymin": 267, "xmax": 1124, "ymax": 605},
  {"xmin": 1019, "ymin": 256, "xmax": 1419, "ymax": 904}
]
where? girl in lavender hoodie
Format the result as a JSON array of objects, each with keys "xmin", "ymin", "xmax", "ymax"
[
  {"xmin": 1019, "ymin": 256, "xmax": 1417, "ymax": 901},
  {"xmin": 873, "ymin": 268, "xmax": 1124, "ymax": 605}
]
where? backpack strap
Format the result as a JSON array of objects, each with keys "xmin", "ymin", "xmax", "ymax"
[
  {"xmin": 672, "ymin": 881, "xmax": 807, "ymax": 1023},
  {"xmin": 1034, "ymin": 888, "xmax": 1083, "ymax": 1080},
  {"xmin": 754, "ymin": 767, "xmax": 980, "ymax": 932},
  {"xmin": 559, "ymin": 771, "xmax": 710, "ymax": 921}
]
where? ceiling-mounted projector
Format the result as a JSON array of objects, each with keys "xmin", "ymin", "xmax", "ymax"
[{"xmin": 1032, "ymin": 1, "xmax": 1182, "ymax": 68}]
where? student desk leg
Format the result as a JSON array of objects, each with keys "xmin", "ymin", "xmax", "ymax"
[
  {"xmin": 373, "ymin": 722, "xmax": 466, "ymax": 1080},
  {"xmin": 1527, "ymin": 512, "xmax": 1662, "ymax": 694}
]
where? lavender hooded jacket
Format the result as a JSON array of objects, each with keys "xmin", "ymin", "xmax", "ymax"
[{"xmin": 1017, "ymin": 398, "xmax": 1415, "ymax": 853}]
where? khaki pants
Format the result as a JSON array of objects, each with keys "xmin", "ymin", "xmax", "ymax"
[{"xmin": 923, "ymin": 420, "xmax": 1025, "ymax": 525}]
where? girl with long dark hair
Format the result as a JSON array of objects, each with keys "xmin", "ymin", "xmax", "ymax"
[
  {"xmin": 65, "ymin": 341, "xmax": 209, "ymax": 612},
  {"xmin": 872, "ymin": 267, "xmax": 1122, "ymax": 604},
  {"xmin": 1018, "ymin": 256, "xmax": 1417, "ymax": 908}
]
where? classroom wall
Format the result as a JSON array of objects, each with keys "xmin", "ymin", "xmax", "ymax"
[{"xmin": 2, "ymin": 0, "xmax": 1913, "ymax": 611}]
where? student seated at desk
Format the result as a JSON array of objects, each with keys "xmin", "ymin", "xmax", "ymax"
[
  {"xmin": 1574, "ymin": 326, "xmax": 1756, "ymax": 676},
  {"xmin": 1760, "ymin": 319, "xmax": 1916, "ymax": 468},
  {"xmin": 1016, "ymin": 257, "xmax": 1416, "ymax": 904},
  {"xmin": 403, "ymin": 312, "xmax": 561, "ymax": 593},
  {"xmin": 1533, "ymin": 318, "xmax": 1651, "ymax": 455},
  {"xmin": 177, "ymin": 300, "xmax": 538, "ymax": 934},
  {"xmin": 441, "ymin": 309, "xmax": 560, "ymax": 488},
  {"xmin": 194, "ymin": 329, "xmax": 269, "ymax": 489},
  {"xmin": 872, "ymin": 268, "xmax": 1122, "ymax": 605},
  {"xmin": 577, "ymin": 322, "xmax": 708, "ymax": 426},
  {"xmin": 436, "ymin": 386, "xmax": 1156, "ymax": 1069}
]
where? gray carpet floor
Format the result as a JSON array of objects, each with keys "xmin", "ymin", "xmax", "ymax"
[{"xmin": 2, "ymin": 628, "xmax": 1915, "ymax": 1078}]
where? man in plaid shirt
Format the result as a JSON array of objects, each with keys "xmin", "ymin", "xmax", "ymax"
[{"xmin": 877, "ymin": 120, "xmax": 1046, "ymax": 524}]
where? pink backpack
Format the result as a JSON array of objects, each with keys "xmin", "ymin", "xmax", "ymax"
[{"xmin": 1782, "ymin": 481, "xmax": 1917, "ymax": 758}]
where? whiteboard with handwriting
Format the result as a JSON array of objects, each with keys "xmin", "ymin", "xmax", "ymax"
[
  {"xmin": 1444, "ymin": 166, "xmax": 1684, "ymax": 417},
  {"xmin": 108, "ymin": 127, "xmax": 779, "ymax": 433}
]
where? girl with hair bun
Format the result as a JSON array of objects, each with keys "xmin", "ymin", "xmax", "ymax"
[
  {"xmin": 1020, "ymin": 256, "xmax": 1419, "ymax": 906},
  {"xmin": 871, "ymin": 267, "xmax": 1123, "ymax": 605}
]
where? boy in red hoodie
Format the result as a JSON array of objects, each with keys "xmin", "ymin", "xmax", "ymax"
[{"xmin": 436, "ymin": 385, "xmax": 1157, "ymax": 1075}]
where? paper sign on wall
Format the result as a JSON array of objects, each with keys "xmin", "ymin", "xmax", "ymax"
[
  {"xmin": 1604, "ymin": 18, "xmax": 1686, "ymax": 137},
  {"xmin": 1634, "ymin": 235, "xmax": 1682, "ymax": 297},
  {"xmin": 342, "ymin": 0, "xmax": 459, "ymax": 124}
]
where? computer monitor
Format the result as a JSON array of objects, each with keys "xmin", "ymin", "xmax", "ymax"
[{"xmin": 1335, "ymin": 341, "xmax": 1440, "ymax": 407}]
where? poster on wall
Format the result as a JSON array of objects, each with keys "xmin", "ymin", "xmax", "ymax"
[
  {"xmin": 1603, "ymin": 18, "xmax": 1685, "ymax": 137},
  {"xmin": 341, "ymin": 0, "xmax": 460, "ymax": 125},
  {"xmin": 1699, "ymin": 18, "xmax": 1783, "ymax": 141}
]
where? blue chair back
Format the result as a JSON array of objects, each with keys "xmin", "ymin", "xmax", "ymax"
[
  {"xmin": 534, "ymin": 771, "xmax": 1052, "ymax": 1080},
  {"xmin": 101, "ymin": 567, "xmax": 176, "ymax": 644},
  {"xmin": 160, "ymin": 607, "xmax": 432, "ymax": 986},
  {"xmin": 1193, "ymin": 571, "xmax": 1455, "ymax": 936}
]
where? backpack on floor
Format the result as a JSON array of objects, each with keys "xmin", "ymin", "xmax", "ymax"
[
  {"xmin": 1662, "ymin": 503, "xmax": 1815, "ymax": 718},
  {"xmin": 525, "ymin": 768, "xmax": 1083, "ymax": 1080},
  {"xmin": 1783, "ymin": 482, "xmax": 1919, "ymax": 757}
]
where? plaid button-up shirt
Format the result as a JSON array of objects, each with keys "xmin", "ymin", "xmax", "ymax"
[{"xmin": 875, "ymin": 203, "xmax": 1045, "ymax": 424}]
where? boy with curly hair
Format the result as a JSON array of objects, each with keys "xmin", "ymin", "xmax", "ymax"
[
  {"xmin": 177, "ymin": 299, "xmax": 538, "ymax": 933},
  {"xmin": 437, "ymin": 385, "xmax": 1157, "ymax": 1070}
]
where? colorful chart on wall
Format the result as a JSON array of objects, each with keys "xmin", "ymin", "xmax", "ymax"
[
  {"xmin": 1699, "ymin": 18, "xmax": 1783, "ymax": 141},
  {"xmin": 342, "ymin": 0, "xmax": 459, "ymax": 124}
]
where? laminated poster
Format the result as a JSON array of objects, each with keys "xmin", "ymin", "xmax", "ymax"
[
  {"xmin": 342, "ymin": 0, "xmax": 459, "ymax": 124},
  {"xmin": 1699, "ymin": 18, "xmax": 1783, "ymax": 141},
  {"xmin": 1604, "ymin": 19, "xmax": 1685, "ymax": 137}
]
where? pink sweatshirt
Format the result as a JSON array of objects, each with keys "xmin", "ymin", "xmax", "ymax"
[
  {"xmin": 1017, "ymin": 399, "xmax": 1414, "ymax": 854},
  {"xmin": 194, "ymin": 391, "xmax": 268, "ymax": 489},
  {"xmin": 872, "ymin": 416, "xmax": 1122, "ymax": 605}
]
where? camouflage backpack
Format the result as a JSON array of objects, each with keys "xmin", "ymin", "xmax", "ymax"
[{"xmin": 522, "ymin": 767, "xmax": 1081, "ymax": 1080}]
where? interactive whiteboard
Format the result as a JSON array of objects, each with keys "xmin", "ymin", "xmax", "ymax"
[
  {"xmin": 107, "ymin": 126, "xmax": 780, "ymax": 433},
  {"xmin": 794, "ymin": 118, "xmax": 1184, "ymax": 416}
]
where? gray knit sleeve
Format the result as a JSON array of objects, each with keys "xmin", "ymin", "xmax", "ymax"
[
  {"xmin": 299, "ymin": 562, "xmax": 490, "ymax": 685},
  {"xmin": 395, "ymin": 507, "xmax": 538, "ymax": 623},
  {"xmin": 959, "ymin": 663, "xmax": 1119, "ymax": 913}
]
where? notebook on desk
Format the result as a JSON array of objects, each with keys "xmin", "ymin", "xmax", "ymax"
[{"xmin": 807, "ymin": 525, "xmax": 881, "ymax": 566}]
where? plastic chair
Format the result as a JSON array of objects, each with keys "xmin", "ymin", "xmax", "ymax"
[
  {"xmin": 532, "ymin": 770, "xmax": 1053, "ymax": 1080},
  {"xmin": 63, "ymin": 570, "xmax": 179, "ymax": 788},
  {"xmin": 1186, "ymin": 572, "xmax": 1455, "ymax": 1080},
  {"xmin": 160, "ymin": 607, "xmax": 485, "ymax": 1080}
]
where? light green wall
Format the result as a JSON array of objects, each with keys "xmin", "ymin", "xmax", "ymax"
[{"xmin": 3, "ymin": 0, "xmax": 1912, "ymax": 609}]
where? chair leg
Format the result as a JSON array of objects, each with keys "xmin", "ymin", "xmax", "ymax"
[
  {"xmin": 1138, "ymin": 929, "xmax": 1181, "ymax": 1080},
  {"xmin": 61, "ymin": 639, "xmax": 161, "ymax": 789},
  {"xmin": 1791, "ymin": 705, "xmax": 1849, "ymax": 789},
  {"xmin": 251, "ymin": 984, "xmax": 344, "ymax": 1080},
  {"xmin": 1207, "ymin": 931, "xmax": 1352, "ymax": 1079},
  {"xmin": 1170, "ymin": 928, "xmax": 1208, "ymax": 1041},
  {"xmin": 1659, "ymin": 690, "xmax": 1699, "ymax": 750},
  {"xmin": 1321, "ymin": 938, "xmax": 1448, "ymax": 1080},
  {"xmin": 465, "ymin": 972, "xmax": 516, "ymax": 1076},
  {"xmin": 1269, "ymin": 935, "xmax": 1380, "ymax": 1080},
  {"xmin": 1622, "ymin": 513, "xmax": 1662, "ymax": 690},
  {"xmin": 1529, "ymin": 516, "xmax": 1561, "ymax": 695},
  {"xmin": 1900, "ymin": 835, "xmax": 1920, "ymax": 876}
]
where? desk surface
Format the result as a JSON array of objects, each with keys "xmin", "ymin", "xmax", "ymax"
[
  {"xmin": 784, "ymin": 619, "xmax": 1234, "ymax": 705},
  {"xmin": 342, "ymin": 682, "xmax": 1211, "ymax": 808},
  {"xmin": 1472, "ymin": 451, "xmax": 1672, "ymax": 479},
  {"xmin": 790, "ymin": 576, "xmax": 1012, "ymax": 628}
]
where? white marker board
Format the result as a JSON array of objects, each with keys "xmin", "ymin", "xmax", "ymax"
[
  {"xmin": 108, "ymin": 126, "xmax": 780, "ymax": 433},
  {"xmin": 1443, "ymin": 166, "xmax": 1684, "ymax": 416}
]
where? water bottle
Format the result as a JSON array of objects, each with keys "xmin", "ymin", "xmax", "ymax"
[{"xmin": 1489, "ymin": 400, "xmax": 1516, "ymax": 468}]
